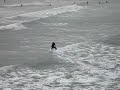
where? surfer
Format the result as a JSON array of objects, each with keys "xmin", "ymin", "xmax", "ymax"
[
  {"xmin": 86, "ymin": 1, "xmax": 88, "ymax": 4},
  {"xmin": 51, "ymin": 42, "xmax": 57, "ymax": 50},
  {"xmin": 106, "ymin": 1, "xmax": 109, "ymax": 3},
  {"xmin": 4, "ymin": 0, "xmax": 5, "ymax": 3}
]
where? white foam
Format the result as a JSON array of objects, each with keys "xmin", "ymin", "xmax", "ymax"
[
  {"xmin": 54, "ymin": 42, "xmax": 120, "ymax": 88},
  {"xmin": 6, "ymin": 5, "xmax": 83, "ymax": 20},
  {"xmin": 0, "ymin": 23, "xmax": 26, "ymax": 30},
  {"xmin": 1, "ymin": 42, "xmax": 120, "ymax": 90},
  {"xmin": 0, "ymin": 65, "xmax": 16, "ymax": 71},
  {"xmin": 41, "ymin": 22, "xmax": 68, "ymax": 26},
  {"xmin": 1, "ymin": 5, "xmax": 83, "ymax": 30},
  {"xmin": 55, "ymin": 42, "xmax": 120, "ymax": 68},
  {"xmin": 19, "ymin": 5, "xmax": 83, "ymax": 18},
  {"xmin": 3, "ymin": 88, "xmax": 12, "ymax": 90},
  {"xmin": 3, "ymin": 2, "xmax": 43, "ymax": 7},
  {"xmin": 0, "ymin": 55, "xmax": 120, "ymax": 90}
]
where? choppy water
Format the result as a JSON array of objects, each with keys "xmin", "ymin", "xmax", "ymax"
[{"xmin": 0, "ymin": 2, "xmax": 120, "ymax": 90}]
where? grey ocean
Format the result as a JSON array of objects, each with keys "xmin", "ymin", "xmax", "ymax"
[{"xmin": 0, "ymin": 1, "xmax": 120, "ymax": 90}]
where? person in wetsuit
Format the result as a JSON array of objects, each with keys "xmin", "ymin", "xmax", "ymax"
[{"xmin": 51, "ymin": 42, "xmax": 57, "ymax": 50}]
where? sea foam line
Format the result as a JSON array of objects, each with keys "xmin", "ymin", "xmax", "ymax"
[
  {"xmin": 0, "ymin": 5, "xmax": 83, "ymax": 30},
  {"xmin": 55, "ymin": 41, "xmax": 120, "ymax": 69},
  {"xmin": 0, "ymin": 23, "xmax": 26, "ymax": 30},
  {"xmin": 0, "ymin": 42, "xmax": 120, "ymax": 90},
  {"xmin": 7, "ymin": 5, "xmax": 83, "ymax": 19},
  {"xmin": 1, "ymin": 2, "xmax": 43, "ymax": 7}
]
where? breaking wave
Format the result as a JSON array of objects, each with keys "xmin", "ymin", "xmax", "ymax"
[
  {"xmin": 0, "ymin": 5, "xmax": 83, "ymax": 30},
  {"xmin": 0, "ymin": 23, "xmax": 26, "ymax": 30},
  {"xmin": 0, "ymin": 41, "xmax": 120, "ymax": 90},
  {"xmin": 3, "ymin": 2, "xmax": 43, "ymax": 7},
  {"xmin": 56, "ymin": 42, "xmax": 120, "ymax": 69}
]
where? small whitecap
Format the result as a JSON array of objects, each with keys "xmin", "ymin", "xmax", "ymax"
[{"xmin": 0, "ymin": 23, "xmax": 26, "ymax": 30}]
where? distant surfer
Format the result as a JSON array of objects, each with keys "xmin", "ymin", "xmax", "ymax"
[
  {"xmin": 49, "ymin": 4, "xmax": 52, "ymax": 6},
  {"xmin": 4, "ymin": 0, "xmax": 5, "ymax": 3},
  {"xmin": 86, "ymin": 1, "xmax": 88, "ymax": 4},
  {"xmin": 51, "ymin": 42, "xmax": 57, "ymax": 50},
  {"xmin": 106, "ymin": 1, "xmax": 109, "ymax": 3}
]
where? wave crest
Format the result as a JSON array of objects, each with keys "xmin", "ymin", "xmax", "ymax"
[
  {"xmin": 55, "ymin": 42, "xmax": 120, "ymax": 70},
  {"xmin": 0, "ymin": 23, "xmax": 26, "ymax": 30}
]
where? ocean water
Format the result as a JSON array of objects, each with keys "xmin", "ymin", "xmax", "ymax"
[{"xmin": 0, "ymin": 1, "xmax": 120, "ymax": 90}]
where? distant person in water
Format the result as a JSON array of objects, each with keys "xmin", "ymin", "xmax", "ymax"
[
  {"xmin": 51, "ymin": 42, "xmax": 57, "ymax": 50},
  {"xmin": 4, "ymin": 0, "xmax": 5, "ymax": 3},
  {"xmin": 86, "ymin": 1, "xmax": 88, "ymax": 4},
  {"xmin": 49, "ymin": 4, "xmax": 51, "ymax": 6},
  {"xmin": 106, "ymin": 1, "xmax": 109, "ymax": 3}
]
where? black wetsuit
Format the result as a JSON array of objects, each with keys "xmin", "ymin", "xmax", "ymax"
[{"xmin": 51, "ymin": 42, "xmax": 57, "ymax": 50}]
